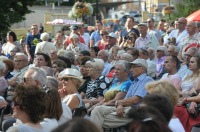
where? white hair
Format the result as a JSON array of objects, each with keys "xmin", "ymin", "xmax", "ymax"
[
  {"xmin": 28, "ymin": 67, "xmax": 47, "ymax": 87},
  {"xmin": 40, "ymin": 32, "xmax": 49, "ymax": 41},
  {"xmin": 15, "ymin": 53, "xmax": 28, "ymax": 62}
]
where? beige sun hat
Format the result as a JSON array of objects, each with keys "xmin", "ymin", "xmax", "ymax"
[{"xmin": 58, "ymin": 68, "xmax": 84, "ymax": 83}]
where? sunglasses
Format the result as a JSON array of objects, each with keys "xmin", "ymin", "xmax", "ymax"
[
  {"xmin": 31, "ymin": 28, "xmax": 37, "ymax": 30},
  {"xmin": 157, "ymin": 50, "xmax": 162, "ymax": 52},
  {"xmin": 147, "ymin": 21, "xmax": 151, "ymax": 23},
  {"xmin": 100, "ymin": 34, "xmax": 104, "ymax": 36}
]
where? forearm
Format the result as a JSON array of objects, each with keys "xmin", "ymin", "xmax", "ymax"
[
  {"xmin": 90, "ymin": 40, "xmax": 94, "ymax": 48},
  {"xmin": 25, "ymin": 45, "xmax": 31, "ymax": 57},
  {"xmin": 118, "ymin": 96, "xmax": 141, "ymax": 107},
  {"xmin": 83, "ymin": 96, "xmax": 104, "ymax": 105},
  {"xmin": 187, "ymin": 96, "xmax": 200, "ymax": 103}
]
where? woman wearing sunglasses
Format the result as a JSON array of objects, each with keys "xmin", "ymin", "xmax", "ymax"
[{"xmin": 95, "ymin": 30, "xmax": 109, "ymax": 50}]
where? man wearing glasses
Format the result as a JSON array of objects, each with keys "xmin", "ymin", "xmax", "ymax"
[
  {"xmin": 25, "ymin": 24, "xmax": 41, "ymax": 63},
  {"xmin": 164, "ymin": 17, "xmax": 188, "ymax": 47}
]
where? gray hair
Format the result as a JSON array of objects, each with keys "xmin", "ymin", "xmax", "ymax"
[
  {"xmin": 117, "ymin": 50, "xmax": 125, "ymax": 57},
  {"xmin": 99, "ymin": 50, "xmax": 109, "ymax": 57},
  {"xmin": 15, "ymin": 52, "xmax": 28, "ymax": 62},
  {"xmin": 46, "ymin": 76, "xmax": 58, "ymax": 89},
  {"xmin": 169, "ymin": 45, "xmax": 179, "ymax": 54},
  {"xmin": 120, "ymin": 53, "xmax": 134, "ymax": 62},
  {"xmin": 57, "ymin": 50, "xmax": 75, "ymax": 64},
  {"xmin": 40, "ymin": 32, "xmax": 49, "ymax": 41},
  {"xmin": 114, "ymin": 60, "xmax": 130, "ymax": 71},
  {"xmin": 28, "ymin": 67, "xmax": 47, "ymax": 87},
  {"xmin": 40, "ymin": 66, "xmax": 53, "ymax": 76},
  {"xmin": 0, "ymin": 61, "xmax": 6, "ymax": 71}
]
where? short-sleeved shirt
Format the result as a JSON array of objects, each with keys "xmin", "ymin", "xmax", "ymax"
[
  {"xmin": 90, "ymin": 30, "xmax": 101, "ymax": 45},
  {"xmin": 125, "ymin": 73, "xmax": 153, "ymax": 104},
  {"xmin": 25, "ymin": 34, "xmax": 41, "ymax": 58},
  {"xmin": 104, "ymin": 79, "xmax": 132, "ymax": 102},
  {"xmin": 120, "ymin": 28, "xmax": 140, "ymax": 38},
  {"xmin": 86, "ymin": 76, "xmax": 111, "ymax": 99}
]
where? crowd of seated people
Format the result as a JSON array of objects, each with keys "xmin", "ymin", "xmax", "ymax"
[{"xmin": 0, "ymin": 16, "xmax": 199, "ymax": 132}]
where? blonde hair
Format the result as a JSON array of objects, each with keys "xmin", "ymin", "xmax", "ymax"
[
  {"xmin": 146, "ymin": 80, "xmax": 179, "ymax": 107},
  {"xmin": 71, "ymin": 78, "xmax": 82, "ymax": 89}
]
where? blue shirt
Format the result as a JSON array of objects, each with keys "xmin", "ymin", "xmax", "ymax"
[
  {"xmin": 109, "ymin": 79, "xmax": 132, "ymax": 92},
  {"xmin": 90, "ymin": 30, "xmax": 101, "ymax": 45},
  {"xmin": 125, "ymin": 73, "xmax": 153, "ymax": 99}
]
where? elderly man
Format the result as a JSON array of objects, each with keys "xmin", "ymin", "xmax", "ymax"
[
  {"xmin": 138, "ymin": 48, "xmax": 156, "ymax": 79},
  {"xmin": 66, "ymin": 34, "xmax": 89, "ymax": 55},
  {"xmin": 106, "ymin": 32, "xmax": 118, "ymax": 52},
  {"xmin": 97, "ymin": 50, "xmax": 112, "ymax": 76},
  {"xmin": 147, "ymin": 18, "xmax": 162, "ymax": 44},
  {"xmin": 164, "ymin": 17, "xmax": 188, "ymax": 46},
  {"xmin": 168, "ymin": 45, "xmax": 179, "ymax": 56},
  {"xmin": 147, "ymin": 47, "xmax": 157, "ymax": 63},
  {"xmin": 90, "ymin": 21, "xmax": 103, "ymax": 47},
  {"xmin": 178, "ymin": 21, "xmax": 200, "ymax": 61},
  {"xmin": 7, "ymin": 53, "xmax": 29, "ymax": 101},
  {"xmin": 90, "ymin": 58, "xmax": 153, "ymax": 130},
  {"xmin": 118, "ymin": 16, "xmax": 139, "ymax": 45},
  {"xmin": 35, "ymin": 32, "xmax": 56, "ymax": 55},
  {"xmin": 134, "ymin": 23, "xmax": 159, "ymax": 50},
  {"xmin": 25, "ymin": 24, "xmax": 41, "ymax": 62},
  {"xmin": 156, "ymin": 46, "xmax": 168, "ymax": 78},
  {"xmin": 178, "ymin": 47, "xmax": 199, "ymax": 79}
]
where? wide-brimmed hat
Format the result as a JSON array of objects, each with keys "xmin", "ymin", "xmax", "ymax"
[
  {"xmin": 58, "ymin": 68, "xmax": 84, "ymax": 83},
  {"xmin": 130, "ymin": 58, "xmax": 148, "ymax": 70},
  {"xmin": 107, "ymin": 32, "xmax": 118, "ymax": 39}
]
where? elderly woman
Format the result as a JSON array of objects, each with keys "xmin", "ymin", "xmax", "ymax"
[
  {"xmin": 35, "ymin": 32, "xmax": 56, "ymax": 55},
  {"xmin": 1, "ymin": 31, "xmax": 23, "ymax": 58},
  {"xmin": 66, "ymin": 34, "xmax": 88, "ymax": 55},
  {"xmin": 7, "ymin": 85, "xmax": 46, "ymax": 132},
  {"xmin": 0, "ymin": 61, "xmax": 8, "ymax": 96},
  {"xmin": 34, "ymin": 53, "xmax": 52, "ymax": 68},
  {"xmin": 146, "ymin": 81, "xmax": 185, "ymax": 132},
  {"xmin": 87, "ymin": 60, "xmax": 132, "ymax": 113},
  {"xmin": 2, "ymin": 59, "xmax": 14, "ymax": 79},
  {"xmin": 83, "ymin": 58, "xmax": 111, "ymax": 107},
  {"xmin": 58, "ymin": 68, "xmax": 85, "ymax": 111}
]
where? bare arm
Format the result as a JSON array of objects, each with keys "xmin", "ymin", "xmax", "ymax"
[
  {"xmin": 104, "ymin": 92, "xmax": 126, "ymax": 106},
  {"xmin": 66, "ymin": 95, "xmax": 80, "ymax": 110},
  {"xmin": 25, "ymin": 45, "xmax": 31, "ymax": 60},
  {"xmin": 118, "ymin": 36, "xmax": 122, "ymax": 46},
  {"xmin": 83, "ymin": 96, "xmax": 104, "ymax": 105},
  {"xmin": 90, "ymin": 39, "xmax": 94, "ymax": 48}
]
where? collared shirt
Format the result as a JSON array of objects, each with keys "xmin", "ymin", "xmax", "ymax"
[
  {"xmin": 134, "ymin": 33, "xmax": 159, "ymax": 49},
  {"xmin": 180, "ymin": 33, "xmax": 200, "ymax": 59},
  {"xmin": 102, "ymin": 61, "xmax": 112, "ymax": 76},
  {"xmin": 125, "ymin": 73, "xmax": 153, "ymax": 102},
  {"xmin": 90, "ymin": 30, "xmax": 101, "ymax": 45},
  {"xmin": 177, "ymin": 64, "xmax": 192, "ymax": 79},
  {"xmin": 164, "ymin": 29, "xmax": 188, "ymax": 47},
  {"xmin": 156, "ymin": 56, "xmax": 166, "ymax": 76},
  {"xmin": 81, "ymin": 32, "xmax": 90, "ymax": 47}
]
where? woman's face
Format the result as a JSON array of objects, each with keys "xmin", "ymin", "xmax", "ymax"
[
  {"xmin": 52, "ymin": 64, "xmax": 58, "ymax": 73},
  {"xmin": 90, "ymin": 49, "xmax": 96, "ymax": 58},
  {"xmin": 80, "ymin": 64, "xmax": 88, "ymax": 76},
  {"xmin": 126, "ymin": 35, "xmax": 136, "ymax": 44},
  {"xmin": 6, "ymin": 34, "xmax": 13, "ymax": 42},
  {"xmin": 34, "ymin": 55, "xmax": 47, "ymax": 67},
  {"xmin": 189, "ymin": 57, "xmax": 198, "ymax": 71},
  {"xmin": 86, "ymin": 63, "xmax": 97, "ymax": 77},
  {"xmin": 60, "ymin": 77, "xmax": 75, "ymax": 92}
]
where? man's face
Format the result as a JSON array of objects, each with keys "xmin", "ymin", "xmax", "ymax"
[
  {"xmin": 96, "ymin": 22, "xmax": 102, "ymax": 31},
  {"xmin": 167, "ymin": 46, "xmax": 175, "ymax": 56},
  {"xmin": 186, "ymin": 22, "xmax": 196, "ymax": 35},
  {"xmin": 138, "ymin": 26, "xmax": 147, "ymax": 35},
  {"xmin": 156, "ymin": 50, "xmax": 164, "ymax": 59},
  {"xmin": 147, "ymin": 19, "xmax": 154, "ymax": 28},
  {"xmin": 31, "ymin": 25, "xmax": 38, "ymax": 35},
  {"xmin": 177, "ymin": 18, "xmax": 187, "ymax": 30},
  {"xmin": 114, "ymin": 64, "xmax": 128, "ymax": 80},
  {"xmin": 126, "ymin": 18, "xmax": 134, "ymax": 28},
  {"xmin": 107, "ymin": 37, "xmax": 116, "ymax": 45},
  {"xmin": 23, "ymin": 69, "xmax": 37, "ymax": 86},
  {"xmin": 14, "ymin": 55, "xmax": 28, "ymax": 70},
  {"xmin": 185, "ymin": 49, "xmax": 195, "ymax": 63},
  {"xmin": 130, "ymin": 64, "xmax": 144, "ymax": 78},
  {"xmin": 163, "ymin": 56, "xmax": 175, "ymax": 72}
]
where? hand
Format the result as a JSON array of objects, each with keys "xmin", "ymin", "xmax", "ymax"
[
  {"xmin": 58, "ymin": 88, "xmax": 68, "ymax": 98},
  {"xmin": 179, "ymin": 98, "xmax": 187, "ymax": 105},
  {"xmin": 189, "ymin": 102, "xmax": 197, "ymax": 114},
  {"xmin": 87, "ymin": 105, "xmax": 96, "ymax": 114},
  {"xmin": 116, "ymin": 105, "xmax": 124, "ymax": 117},
  {"xmin": 28, "ymin": 56, "xmax": 32, "ymax": 62}
]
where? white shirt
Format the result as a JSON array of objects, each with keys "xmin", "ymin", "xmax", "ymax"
[
  {"xmin": 40, "ymin": 118, "xmax": 58, "ymax": 132},
  {"xmin": 169, "ymin": 118, "xmax": 185, "ymax": 132},
  {"xmin": 35, "ymin": 41, "xmax": 57, "ymax": 55},
  {"xmin": 58, "ymin": 102, "xmax": 72, "ymax": 125},
  {"xmin": 81, "ymin": 33, "xmax": 90, "ymax": 47}
]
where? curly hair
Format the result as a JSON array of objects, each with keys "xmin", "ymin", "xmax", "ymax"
[{"xmin": 13, "ymin": 85, "xmax": 47, "ymax": 123}]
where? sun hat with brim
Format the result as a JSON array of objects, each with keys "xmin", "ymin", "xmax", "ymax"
[
  {"xmin": 130, "ymin": 58, "xmax": 148, "ymax": 70},
  {"xmin": 138, "ymin": 22, "xmax": 148, "ymax": 27},
  {"xmin": 58, "ymin": 68, "xmax": 84, "ymax": 83},
  {"xmin": 107, "ymin": 32, "xmax": 118, "ymax": 39}
]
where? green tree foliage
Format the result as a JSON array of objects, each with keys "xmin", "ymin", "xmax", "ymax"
[
  {"xmin": 170, "ymin": 0, "xmax": 200, "ymax": 20},
  {"xmin": 0, "ymin": 0, "xmax": 37, "ymax": 33}
]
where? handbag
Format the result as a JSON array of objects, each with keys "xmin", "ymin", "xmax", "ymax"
[{"xmin": 185, "ymin": 93, "xmax": 200, "ymax": 118}]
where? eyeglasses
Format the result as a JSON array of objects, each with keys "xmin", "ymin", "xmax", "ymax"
[
  {"xmin": 185, "ymin": 54, "xmax": 192, "ymax": 58},
  {"xmin": 147, "ymin": 21, "xmax": 151, "ymax": 23},
  {"xmin": 14, "ymin": 60, "xmax": 26, "ymax": 63},
  {"xmin": 61, "ymin": 77, "xmax": 71, "ymax": 81},
  {"xmin": 23, "ymin": 77, "xmax": 31, "ymax": 83},
  {"xmin": 132, "ymin": 64, "xmax": 142, "ymax": 68},
  {"xmin": 31, "ymin": 28, "xmax": 37, "ymax": 30},
  {"xmin": 100, "ymin": 34, "xmax": 104, "ymax": 36},
  {"xmin": 157, "ymin": 50, "xmax": 162, "ymax": 52},
  {"xmin": 178, "ymin": 22, "xmax": 186, "ymax": 25}
]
